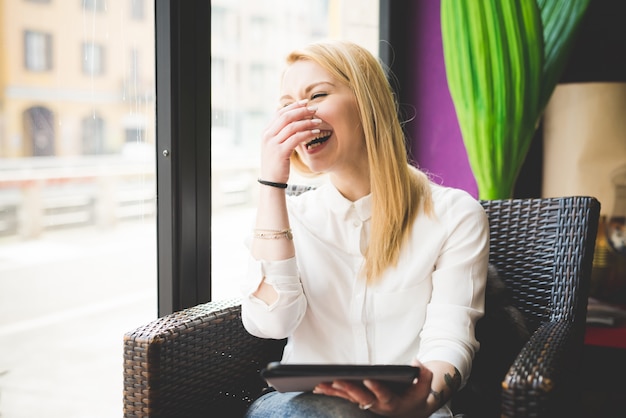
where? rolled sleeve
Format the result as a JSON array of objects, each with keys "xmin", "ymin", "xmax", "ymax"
[{"xmin": 241, "ymin": 256, "xmax": 307, "ymax": 339}]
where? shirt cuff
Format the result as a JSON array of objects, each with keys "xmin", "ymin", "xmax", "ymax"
[{"xmin": 240, "ymin": 255, "xmax": 299, "ymax": 297}]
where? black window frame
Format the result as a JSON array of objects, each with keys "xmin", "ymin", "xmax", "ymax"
[{"xmin": 155, "ymin": 0, "xmax": 211, "ymax": 316}]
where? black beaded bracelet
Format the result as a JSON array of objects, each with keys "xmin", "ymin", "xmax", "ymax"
[{"xmin": 258, "ymin": 178, "xmax": 288, "ymax": 189}]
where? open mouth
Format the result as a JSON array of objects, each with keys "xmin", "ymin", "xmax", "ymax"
[{"xmin": 306, "ymin": 131, "xmax": 332, "ymax": 149}]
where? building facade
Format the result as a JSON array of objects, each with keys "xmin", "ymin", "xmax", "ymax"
[{"xmin": 0, "ymin": 0, "xmax": 155, "ymax": 158}]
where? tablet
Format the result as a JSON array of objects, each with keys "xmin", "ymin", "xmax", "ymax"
[{"xmin": 260, "ymin": 362, "xmax": 420, "ymax": 393}]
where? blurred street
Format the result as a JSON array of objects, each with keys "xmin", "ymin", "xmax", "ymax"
[{"xmin": 0, "ymin": 207, "xmax": 253, "ymax": 418}]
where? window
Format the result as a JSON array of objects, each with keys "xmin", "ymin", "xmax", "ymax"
[
  {"xmin": 23, "ymin": 106, "xmax": 55, "ymax": 156},
  {"xmin": 125, "ymin": 126, "xmax": 145, "ymax": 143},
  {"xmin": 0, "ymin": 1, "xmax": 156, "ymax": 417},
  {"xmin": 82, "ymin": 42, "xmax": 105, "ymax": 75},
  {"xmin": 81, "ymin": 114, "xmax": 106, "ymax": 154},
  {"xmin": 210, "ymin": 0, "xmax": 380, "ymax": 300},
  {"xmin": 249, "ymin": 15, "xmax": 269, "ymax": 47},
  {"xmin": 24, "ymin": 30, "xmax": 52, "ymax": 71},
  {"xmin": 129, "ymin": 48, "xmax": 139, "ymax": 82},
  {"xmin": 83, "ymin": 0, "xmax": 104, "ymax": 12},
  {"xmin": 130, "ymin": 0, "xmax": 144, "ymax": 20}
]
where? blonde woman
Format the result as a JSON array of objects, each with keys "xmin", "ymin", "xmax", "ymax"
[{"xmin": 241, "ymin": 40, "xmax": 489, "ymax": 418}]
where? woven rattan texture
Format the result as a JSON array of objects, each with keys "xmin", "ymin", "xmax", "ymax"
[
  {"xmin": 485, "ymin": 198, "xmax": 591, "ymax": 333},
  {"xmin": 123, "ymin": 298, "xmax": 285, "ymax": 417},
  {"xmin": 493, "ymin": 197, "xmax": 600, "ymax": 417},
  {"xmin": 123, "ymin": 196, "xmax": 600, "ymax": 418}
]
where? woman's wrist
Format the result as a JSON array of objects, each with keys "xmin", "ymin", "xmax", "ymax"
[{"xmin": 426, "ymin": 388, "xmax": 447, "ymax": 414}]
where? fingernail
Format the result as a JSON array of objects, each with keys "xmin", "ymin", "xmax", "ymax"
[
  {"xmin": 307, "ymin": 105, "xmax": 318, "ymax": 112},
  {"xmin": 298, "ymin": 99, "xmax": 308, "ymax": 105},
  {"xmin": 311, "ymin": 129, "xmax": 320, "ymax": 134},
  {"xmin": 313, "ymin": 387, "xmax": 322, "ymax": 394},
  {"xmin": 311, "ymin": 118, "xmax": 322, "ymax": 124},
  {"xmin": 332, "ymin": 382, "xmax": 344, "ymax": 390}
]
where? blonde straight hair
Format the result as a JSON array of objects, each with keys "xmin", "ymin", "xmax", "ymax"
[{"xmin": 287, "ymin": 40, "xmax": 433, "ymax": 283}]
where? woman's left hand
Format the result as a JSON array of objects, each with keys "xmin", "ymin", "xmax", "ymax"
[{"xmin": 313, "ymin": 361, "xmax": 436, "ymax": 418}]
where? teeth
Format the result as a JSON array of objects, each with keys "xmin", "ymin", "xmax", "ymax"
[{"xmin": 306, "ymin": 131, "xmax": 331, "ymax": 148}]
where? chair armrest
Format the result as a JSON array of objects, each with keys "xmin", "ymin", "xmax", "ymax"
[
  {"xmin": 123, "ymin": 298, "xmax": 286, "ymax": 418},
  {"xmin": 501, "ymin": 320, "xmax": 584, "ymax": 417}
]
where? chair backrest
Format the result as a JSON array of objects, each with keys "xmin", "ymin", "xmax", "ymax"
[
  {"xmin": 453, "ymin": 196, "xmax": 600, "ymax": 417},
  {"xmin": 480, "ymin": 197, "xmax": 599, "ymax": 333}
]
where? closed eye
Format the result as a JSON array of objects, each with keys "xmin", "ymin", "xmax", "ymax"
[{"xmin": 311, "ymin": 92, "xmax": 327, "ymax": 100}]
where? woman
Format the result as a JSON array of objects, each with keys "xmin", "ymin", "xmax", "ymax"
[{"xmin": 241, "ymin": 40, "xmax": 489, "ymax": 417}]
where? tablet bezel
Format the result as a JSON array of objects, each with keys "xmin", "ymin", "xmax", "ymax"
[{"xmin": 260, "ymin": 362, "xmax": 420, "ymax": 393}]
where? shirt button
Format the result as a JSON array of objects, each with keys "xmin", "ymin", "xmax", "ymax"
[{"xmin": 353, "ymin": 220, "xmax": 361, "ymax": 227}]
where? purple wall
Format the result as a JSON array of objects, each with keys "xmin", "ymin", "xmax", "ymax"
[
  {"xmin": 405, "ymin": 1, "xmax": 478, "ymax": 198},
  {"xmin": 393, "ymin": 0, "xmax": 626, "ymax": 199}
]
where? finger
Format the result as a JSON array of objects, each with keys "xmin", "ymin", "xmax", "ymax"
[
  {"xmin": 362, "ymin": 379, "xmax": 396, "ymax": 409},
  {"xmin": 260, "ymin": 128, "xmax": 321, "ymax": 171},
  {"xmin": 271, "ymin": 119, "xmax": 322, "ymax": 147},
  {"xmin": 313, "ymin": 382, "xmax": 354, "ymax": 403},
  {"xmin": 276, "ymin": 98, "xmax": 310, "ymax": 114},
  {"xmin": 265, "ymin": 103, "xmax": 318, "ymax": 140},
  {"xmin": 331, "ymin": 380, "xmax": 378, "ymax": 409}
]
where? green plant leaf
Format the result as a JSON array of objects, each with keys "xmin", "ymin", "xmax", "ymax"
[
  {"xmin": 442, "ymin": 0, "xmax": 543, "ymax": 199},
  {"xmin": 537, "ymin": 0, "xmax": 591, "ymax": 112},
  {"xmin": 441, "ymin": 0, "xmax": 590, "ymax": 199}
]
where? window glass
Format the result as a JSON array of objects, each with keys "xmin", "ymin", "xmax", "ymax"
[
  {"xmin": 210, "ymin": 0, "xmax": 380, "ymax": 299},
  {"xmin": 0, "ymin": 1, "xmax": 156, "ymax": 416}
]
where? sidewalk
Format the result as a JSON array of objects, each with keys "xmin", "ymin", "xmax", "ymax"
[
  {"xmin": 0, "ymin": 208, "xmax": 253, "ymax": 417},
  {"xmin": 0, "ymin": 221, "xmax": 157, "ymax": 418}
]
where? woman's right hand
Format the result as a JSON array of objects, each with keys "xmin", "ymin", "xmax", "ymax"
[{"xmin": 260, "ymin": 99, "xmax": 321, "ymax": 183}]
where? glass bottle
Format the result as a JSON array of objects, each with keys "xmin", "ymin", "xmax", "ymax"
[
  {"xmin": 606, "ymin": 166, "xmax": 626, "ymax": 256},
  {"xmin": 603, "ymin": 165, "xmax": 626, "ymax": 304}
]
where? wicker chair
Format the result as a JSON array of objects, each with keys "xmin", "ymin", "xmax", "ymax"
[{"xmin": 123, "ymin": 195, "xmax": 600, "ymax": 418}]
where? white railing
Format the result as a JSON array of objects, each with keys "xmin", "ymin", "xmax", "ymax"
[
  {"xmin": 0, "ymin": 156, "xmax": 263, "ymax": 238},
  {"xmin": 0, "ymin": 156, "xmax": 156, "ymax": 238}
]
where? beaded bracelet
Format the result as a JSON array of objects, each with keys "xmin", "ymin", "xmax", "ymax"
[
  {"xmin": 258, "ymin": 178, "xmax": 288, "ymax": 189},
  {"xmin": 253, "ymin": 228, "xmax": 293, "ymax": 240}
]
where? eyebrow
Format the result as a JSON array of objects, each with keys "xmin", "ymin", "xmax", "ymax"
[{"xmin": 279, "ymin": 81, "xmax": 335, "ymax": 102}]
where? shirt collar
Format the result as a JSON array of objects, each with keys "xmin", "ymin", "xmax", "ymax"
[{"xmin": 324, "ymin": 183, "xmax": 372, "ymax": 222}]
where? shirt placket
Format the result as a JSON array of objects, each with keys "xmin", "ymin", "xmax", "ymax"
[{"xmin": 348, "ymin": 205, "xmax": 369, "ymax": 363}]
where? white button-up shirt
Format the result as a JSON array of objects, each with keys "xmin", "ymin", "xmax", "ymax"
[{"xmin": 241, "ymin": 182, "xmax": 489, "ymax": 383}]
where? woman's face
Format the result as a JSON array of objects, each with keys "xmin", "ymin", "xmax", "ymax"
[{"xmin": 280, "ymin": 59, "xmax": 368, "ymax": 179}]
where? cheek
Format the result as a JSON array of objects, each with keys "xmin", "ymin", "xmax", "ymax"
[{"xmin": 343, "ymin": 103, "xmax": 362, "ymax": 132}]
